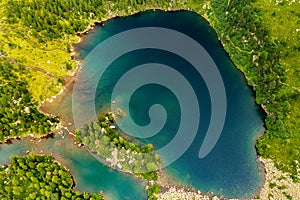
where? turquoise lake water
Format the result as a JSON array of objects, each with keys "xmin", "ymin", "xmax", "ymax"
[
  {"xmin": 0, "ymin": 10, "xmax": 265, "ymax": 199},
  {"xmin": 73, "ymin": 10, "xmax": 265, "ymax": 198}
]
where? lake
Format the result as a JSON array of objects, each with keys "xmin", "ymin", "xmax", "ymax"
[{"xmin": 0, "ymin": 10, "xmax": 265, "ymax": 199}]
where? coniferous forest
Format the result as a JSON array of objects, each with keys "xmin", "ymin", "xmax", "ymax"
[{"xmin": 0, "ymin": 153, "xmax": 103, "ymax": 199}]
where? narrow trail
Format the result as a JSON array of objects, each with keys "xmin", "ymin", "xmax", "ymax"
[
  {"xmin": 269, "ymin": 64, "xmax": 300, "ymax": 92},
  {"xmin": 0, "ymin": 55, "xmax": 56, "ymax": 78},
  {"xmin": 225, "ymin": 36, "xmax": 253, "ymax": 54},
  {"xmin": 279, "ymin": 81, "xmax": 300, "ymax": 92}
]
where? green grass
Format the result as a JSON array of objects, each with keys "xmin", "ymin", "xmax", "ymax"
[
  {"xmin": 0, "ymin": 0, "xmax": 77, "ymax": 101},
  {"xmin": 23, "ymin": 70, "xmax": 63, "ymax": 102}
]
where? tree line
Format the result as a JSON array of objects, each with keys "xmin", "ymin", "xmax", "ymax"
[{"xmin": 5, "ymin": 0, "xmax": 168, "ymax": 39}]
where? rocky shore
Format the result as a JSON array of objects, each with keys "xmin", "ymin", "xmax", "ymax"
[
  {"xmin": 155, "ymin": 187, "xmax": 221, "ymax": 200},
  {"xmin": 153, "ymin": 156, "xmax": 300, "ymax": 200},
  {"xmin": 258, "ymin": 157, "xmax": 300, "ymax": 200}
]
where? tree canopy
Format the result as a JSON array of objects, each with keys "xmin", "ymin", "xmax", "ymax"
[
  {"xmin": 0, "ymin": 153, "xmax": 103, "ymax": 200},
  {"xmin": 0, "ymin": 59, "xmax": 59, "ymax": 142}
]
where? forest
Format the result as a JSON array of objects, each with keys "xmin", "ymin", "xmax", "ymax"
[
  {"xmin": 0, "ymin": 153, "xmax": 103, "ymax": 199},
  {"xmin": 4, "ymin": 0, "xmax": 169, "ymax": 39},
  {"xmin": 0, "ymin": 59, "xmax": 59, "ymax": 142}
]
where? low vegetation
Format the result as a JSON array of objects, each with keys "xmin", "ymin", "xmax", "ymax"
[{"xmin": 0, "ymin": 153, "xmax": 103, "ymax": 200}]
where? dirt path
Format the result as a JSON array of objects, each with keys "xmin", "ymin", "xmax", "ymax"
[{"xmin": 1, "ymin": 55, "xmax": 56, "ymax": 78}]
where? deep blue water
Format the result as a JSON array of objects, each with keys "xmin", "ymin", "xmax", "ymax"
[{"xmin": 73, "ymin": 10, "xmax": 265, "ymax": 198}]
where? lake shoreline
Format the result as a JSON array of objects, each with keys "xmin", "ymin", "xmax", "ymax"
[
  {"xmin": 70, "ymin": 10, "xmax": 269, "ymax": 199},
  {"xmin": 1, "ymin": 9, "xmax": 270, "ymax": 200}
]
